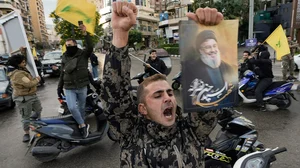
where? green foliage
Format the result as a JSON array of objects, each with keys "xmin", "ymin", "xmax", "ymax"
[
  {"xmin": 129, "ymin": 29, "xmax": 143, "ymax": 48},
  {"xmin": 191, "ymin": 0, "xmax": 261, "ymax": 41},
  {"xmin": 163, "ymin": 47, "xmax": 179, "ymax": 55},
  {"xmin": 51, "ymin": 11, "xmax": 103, "ymax": 45},
  {"xmin": 135, "ymin": 42, "xmax": 145, "ymax": 51},
  {"xmin": 159, "ymin": 43, "xmax": 179, "ymax": 48}
]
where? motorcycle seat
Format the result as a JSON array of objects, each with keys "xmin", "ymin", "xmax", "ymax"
[
  {"xmin": 265, "ymin": 81, "xmax": 289, "ymax": 91},
  {"xmin": 40, "ymin": 114, "xmax": 77, "ymax": 124}
]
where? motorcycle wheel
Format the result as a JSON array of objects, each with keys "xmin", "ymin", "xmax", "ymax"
[
  {"xmin": 33, "ymin": 137, "xmax": 60, "ymax": 162},
  {"xmin": 205, "ymin": 160, "xmax": 231, "ymax": 168},
  {"xmin": 107, "ymin": 128, "xmax": 119, "ymax": 142},
  {"xmin": 276, "ymin": 93, "xmax": 292, "ymax": 109},
  {"xmin": 172, "ymin": 81, "xmax": 181, "ymax": 90}
]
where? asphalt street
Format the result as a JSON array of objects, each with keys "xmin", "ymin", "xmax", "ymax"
[{"xmin": 0, "ymin": 50, "xmax": 299, "ymax": 168}]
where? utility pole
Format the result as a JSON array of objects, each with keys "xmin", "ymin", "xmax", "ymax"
[{"xmin": 248, "ymin": 0, "xmax": 254, "ymax": 39}]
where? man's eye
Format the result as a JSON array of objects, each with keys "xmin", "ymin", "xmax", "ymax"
[{"xmin": 154, "ymin": 95, "xmax": 161, "ymax": 98}]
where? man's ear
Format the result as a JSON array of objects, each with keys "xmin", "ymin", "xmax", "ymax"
[{"xmin": 138, "ymin": 103, "xmax": 147, "ymax": 116}]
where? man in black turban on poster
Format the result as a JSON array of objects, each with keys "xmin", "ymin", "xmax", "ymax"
[{"xmin": 182, "ymin": 30, "xmax": 238, "ymax": 112}]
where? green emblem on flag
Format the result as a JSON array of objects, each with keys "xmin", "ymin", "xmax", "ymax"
[{"xmin": 276, "ymin": 40, "xmax": 281, "ymax": 48}]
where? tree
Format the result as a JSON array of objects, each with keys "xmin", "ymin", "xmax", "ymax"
[
  {"xmin": 191, "ymin": 0, "xmax": 261, "ymax": 41},
  {"xmin": 50, "ymin": 11, "xmax": 103, "ymax": 45},
  {"xmin": 128, "ymin": 29, "xmax": 143, "ymax": 48}
]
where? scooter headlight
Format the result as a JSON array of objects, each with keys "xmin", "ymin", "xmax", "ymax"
[{"xmin": 245, "ymin": 157, "xmax": 265, "ymax": 168}]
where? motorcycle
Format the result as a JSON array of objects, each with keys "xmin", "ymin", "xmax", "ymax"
[
  {"xmin": 205, "ymin": 108, "xmax": 265, "ymax": 168},
  {"xmin": 57, "ymin": 86, "xmax": 119, "ymax": 142},
  {"xmin": 26, "ymin": 90, "xmax": 119, "ymax": 162},
  {"xmin": 239, "ymin": 70, "xmax": 297, "ymax": 109},
  {"xmin": 171, "ymin": 71, "xmax": 181, "ymax": 90},
  {"xmin": 131, "ymin": 72, "xmax": 149, "ymax": 84},
  {"xmin": 233, "ymin": 147, "xmax": 287, "ymax": 168}
]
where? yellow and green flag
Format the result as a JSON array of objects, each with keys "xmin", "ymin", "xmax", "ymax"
[
  {"xmin": 265, "ymin": 25, "xmax": 290, "ymax": 60},
  {"xmin": 55, "ymin": 0, "xmax": 96, "ymax": 34}
]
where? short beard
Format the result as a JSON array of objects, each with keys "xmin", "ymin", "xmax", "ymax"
[{"xmin": 199, "ymin": 51, "xmax": 221, "ymax": 68}]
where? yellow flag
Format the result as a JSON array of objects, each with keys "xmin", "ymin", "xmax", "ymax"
[
  {"xmin": 62, "ymin": 44, "xmax": 66, "ymax": 54},
  {"xmin": 32, "ymin": 47, "xmax": 37, "ymax": 57},
  {"xmin": 55, "ymin": 0, "xmax": 96, "ymax": 34},
  {"xmin": 265, "ymin": 25, "xmax": 290, "ymax": 60}
]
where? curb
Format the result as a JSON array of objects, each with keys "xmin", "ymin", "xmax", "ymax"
[{"xmin": 170, "ymin": 55, "xmax": 180, "ymax": 58}]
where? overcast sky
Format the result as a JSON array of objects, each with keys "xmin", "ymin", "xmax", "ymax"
[{"xmin": 42, "ymin": 0, "xmax": 57, "ymax": 25}]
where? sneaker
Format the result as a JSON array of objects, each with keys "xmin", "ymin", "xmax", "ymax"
[
  {"xmin": 254, "ymin": 105, "xmax": 267, "ymax": 112},
  {"xmin": 80, "ymin": 124, "xmax": 90, "ymax": 138},
  {"xmin": 23, "ymin": 134, "xmax": 30, "ymax": 142}
]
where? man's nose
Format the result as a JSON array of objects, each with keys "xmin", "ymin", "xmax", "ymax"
[{"xmin": 163, "ymin": 93, "xmax": 171, "ymax": 103}]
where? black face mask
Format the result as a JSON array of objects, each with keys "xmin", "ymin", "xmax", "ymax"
[{"xmin": 66, "ymin": 46, "xmax": 78, "ymax": 56}]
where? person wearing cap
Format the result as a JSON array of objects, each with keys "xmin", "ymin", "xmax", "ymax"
[
  {"xmin": 251, "ymin": 40, "xmax": 268, "ymax": 59},
  {"xmin": 183, "ymin": 30, "xmax": 237, "ymax": 108}
]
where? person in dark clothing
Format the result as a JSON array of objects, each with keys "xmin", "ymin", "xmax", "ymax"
[
  {"xmin": 252, "ymin": 40, "xmax": 268, "ymax": 59},
  {"xmin": 90, "ymin": 53, "xmax": 99, "ymax": 78},
  {"xmin": 248, "ymin": 51, "xmax": 274, "ymax": 111},
  {"xmin": 34, "ymin": 57, "xmax": 45, "ymax": 85},
  {"xmin": 57, "ymin": 24, "xmax": 93, "ymax": 138},
  {"xmin": 144, "ymin": 49, "xmax": 167, "ymax": 76},
  {"xmin": 239, "ymin": 50, "xmax": 254, "ymax": 78}
]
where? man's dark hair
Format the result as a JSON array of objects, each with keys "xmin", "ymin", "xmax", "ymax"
[
  {"xmin": 137, "ymin": 74, "xmax": 167, "ymax": 104},
  {"xmin": 66, "ymin": 38, "xmax": 77, "ymax": 45},
  {"xmin": 7, "ymin": 54, "xmax": 26, "ymax": 68},
  {"xmin": 149, "ymin": 49, "xmax": 156, "ymax": 54},
  {"xmin": 287, "ymin": 35, "xmax": 291, "ymax": 38},
  {"xmin": 243, "ymin": 51, "xmax": 251, "ymax": 56},
  {"xmin": 195, "ymin": 30, "xmax": 217, "ymax": 48}
]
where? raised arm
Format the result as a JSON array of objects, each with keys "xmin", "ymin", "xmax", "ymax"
[
  {"xmin": 186, "ymin": 7, "xmax": 224, "ymax": 142},
  {"xmin": 99, "ymin": 2, "xmax": 138, "ymax": 138},
  {"xmin": 78, "ymin": 24, "xmax": 93, "ymax": 57}
]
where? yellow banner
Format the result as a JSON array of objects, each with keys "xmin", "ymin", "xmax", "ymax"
[
  {"xmin": 55, "ymin": 0, "xmax": 96, "ymax": 34},
  {"xmin": 265, "ymin": 25, "xmax": 290, "ymax": 60}
]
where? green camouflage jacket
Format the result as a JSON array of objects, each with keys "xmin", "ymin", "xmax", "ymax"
[{"xmin": 100, "ymin": 45, "xmax": 218, "ymax": 168}]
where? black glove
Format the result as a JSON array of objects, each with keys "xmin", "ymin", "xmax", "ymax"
[{"xmin": 57, "ymin": 87, "xmax": 65, "ymax": 99}]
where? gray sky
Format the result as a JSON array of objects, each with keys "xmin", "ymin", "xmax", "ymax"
[{"xmin": 42, "ymin": 0, "xmax": 57, "ymax": 25}]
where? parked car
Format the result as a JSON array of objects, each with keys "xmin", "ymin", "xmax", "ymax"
[
  {"xmin": 0, "ymin": 65, "xmax": 15, "ymax": 109},
  {"xmin": 41, "ymin": 51, "xmax": 62, "ymax": 76},
  {"xmin": 0, "ymin": 54, "xmax": 9, "ymax": 65},
  {"xmin": 294, "ymin": 54, "xmax": 300, "ymax": 71}
]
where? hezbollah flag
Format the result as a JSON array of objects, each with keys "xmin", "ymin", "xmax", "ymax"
[
  {"xmin": 265, "ymin": 25, "xmax": 290, "ymax": 60},
  {"xmin": 55, "ymin": 0, "xmax": 96, "ymax": 34}
]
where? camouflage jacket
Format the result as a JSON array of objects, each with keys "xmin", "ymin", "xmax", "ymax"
[{"xmin": 100, "ymin": 45, "xmax": 218, "ymax": 168}]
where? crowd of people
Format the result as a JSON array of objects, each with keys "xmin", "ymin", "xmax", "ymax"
[{"xmin": 2, "ymin": 1, "xmax": 299, "ymax": 167}]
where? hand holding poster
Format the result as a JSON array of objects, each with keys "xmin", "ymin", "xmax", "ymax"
[{"xmin": 180, "ymin": 20, "xmax": 239, "ymax": 112}]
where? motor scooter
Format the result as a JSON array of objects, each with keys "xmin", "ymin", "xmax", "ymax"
[
  {"xmin": 239, "ymin": 70, "xmax": 297, "ymax": 109},
  {"xmin": 171, "ymin": 71, "xmax": 181, "ymax": 90},
  {"xmin": 233, "ymin": 147, "xmax": 287, "ymax": 168},
  {"xmin": 205, "ymin": 108, "xmax": 264, "ymax": 168}
]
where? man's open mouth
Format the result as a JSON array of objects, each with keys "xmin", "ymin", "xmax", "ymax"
[{"xmin": 163, "ymin": 107, "xmax": 173, "ymax": 119}]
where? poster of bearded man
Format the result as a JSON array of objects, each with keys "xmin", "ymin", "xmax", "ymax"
[{"xmin": 180, "ymin": 20, "xmax": 239, "ymax": 112}]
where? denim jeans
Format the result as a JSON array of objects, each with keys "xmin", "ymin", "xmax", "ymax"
[
  {"xmin": 92, "ymin": 66, "xmax": 99, "ymax": 79},
  {"xmin": 65, "ymin": 86, "xmax": 87, "ymax": 125}
]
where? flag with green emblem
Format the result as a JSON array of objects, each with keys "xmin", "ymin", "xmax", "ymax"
[
  {"xmin": 55, "ymin": 0, "xmax": 96, "ymax": 34},
  {"xmin": 265, "ymin": 25, "xmax": 290, "ymax": 60}
]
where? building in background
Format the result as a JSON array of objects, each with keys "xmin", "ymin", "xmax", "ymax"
[
  {"xmin": 254, "ymin": 0, "xmax": 294, "ymax": 41},
  {"xmin": 87, "ymin": 0, "xmax": 103, "ymax": 11},
  {"xmin": 99, "ymin": 0, "xmax": 159, "ymax": 48},
  {"xmin": 29, "ymin": 0, "xmax": 48, "ymax": 43},
  {"xmin": 46, "ymin": 24, "xmax": 60, "ymax": 47},
  {"xmin": 0, "ymin": 0, "xmax": 34, "ymax": 52},
  {"xmin": 158, "ymin": 0, "xmax": 190, "ymax": 44}
]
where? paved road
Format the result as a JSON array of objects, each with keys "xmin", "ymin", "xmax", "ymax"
[{"xmin": 0, "ymin": 53, "xmax": 299, "ymax": 168}]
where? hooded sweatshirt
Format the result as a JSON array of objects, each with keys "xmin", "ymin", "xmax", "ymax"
[
  {"xmin": 8, "ymin": 67, "xmax": 39, "ymax": 96},
  {"xmin": 249, "ymin": 51, "xmax": 274, "ymax": 79}
]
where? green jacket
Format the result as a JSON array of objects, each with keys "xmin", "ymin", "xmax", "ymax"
[{"xmin": 58, "ymin": 34, "xmax": 93, "ymax": 89}]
